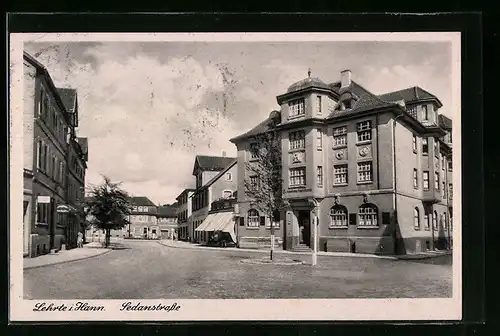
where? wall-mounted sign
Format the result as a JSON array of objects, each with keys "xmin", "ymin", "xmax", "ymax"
[
  {"xmin": 57, "ymin": 205, "xmax": 71, "ymax": 213},
  {"xmin": 37, "ymin": 196, "xmax": 51, "ymax": 204}
]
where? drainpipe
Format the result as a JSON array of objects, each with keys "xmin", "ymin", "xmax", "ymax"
[
  {"xmin": 392, "ymin": 113, "xmax": 404, "ymax": 254},
  {"xmin": 376, "ymin": 113, "xmax": 380, "ymax": 190}
]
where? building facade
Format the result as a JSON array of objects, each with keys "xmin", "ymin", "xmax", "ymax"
[
  {"xmin": 157, "ymin": 204, "xmax": 178, "ymax": 239},
  {"xmin": 230, "ymin": 69, "xmax": 452, "ymax": 255},
  {"xmin": 23, "ymin": 52, "xmax": 88, "ymax": 258},
  {"xmin": 176, "ymin": 189, "xmax": 195, "ymax": 241},
  {"xmin": 127, "ymin": 197, "xmax": 159, "ymax": 239},
  {"xmin": 190, "ymin": 155, "xmax": 237, "ymax": 243}
]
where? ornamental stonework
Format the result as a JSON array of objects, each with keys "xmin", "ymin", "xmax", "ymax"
[
  {"xmin": 357, "ymin": 145, "xmax": 372, "ymax": 158},
  {"xmin": 290, "ymin": 151, "xmax": 305, "ymax": 164}
]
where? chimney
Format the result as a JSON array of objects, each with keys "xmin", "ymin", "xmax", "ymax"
[
  {"xmin": 222, "ymin": 151, "xmax": 227, "ymax": 157},
  {"xmin": 341, "ymin": 69, "xmax": 352, "ymax": 88}
]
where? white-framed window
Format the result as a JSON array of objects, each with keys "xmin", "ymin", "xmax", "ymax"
[
  {"xmin": 412, "ymin": 135, "xmax": 417, "ymax": 153},
  {"xmin": 422, "ymin": 138, "xmax": 429, "ymax": 155},
  {"xmin": 247, "ymin": 209, "xmax": 259, "ymax": 227},
  {"xmin": 433, "ymin": 211, "xmax": 438, "ymax": 230},
  {"xmin": 289, "ymin": 130, "xmax": 305, "ymax": 150},
  {"xmin": 441, "ymin": 155, "xmax": 445, "ymax": 170},
  {"xmin": 51, "ymin": 156, "xmax": 56, "ymax": 179},
  {"xmin": 225, "ymin": 172, "xmax": 232, "ymax": 181},
  {"xmin": 43, "ymin": 144, "xmax": 49, "ymax": 172},
  {"xmin": 250, "ymin": 175, "xmax": 259, "ymax": 191},
  {"xmin": 422, "ymin": 105, "xmax": 429, "ymax": 121},
  {"xmin": 413, "ymin": 169, "xmax": 418, "ymax": 189},
  {"xmin": 317, "ymin": 95, "xmax": 322, "ymax": 115},
  {"xmin": 423, "ymin": 171, "xmax": 430, "ymax": 190},
  {"xmin": 329, "ymin": 205, "xmax": 348, "ymax": 227},
  {"xmin": 356, "ymin": 120, "xmax": 372, "ymax": 142},
  {"xmin": 316, "ymin": 129, "xmax": 322, "ymax": 150},
  {"xmin": 36, "ymin": 140, "xmax": 43, "ymax": 170},
  {"xmin": 424, "ymin": 213, "xmax": 430, "ymax": 230},
  {"xmin": 316, "ymin": 166, "xmax": 323, "ymax": 187},
  {"xmin": 334, "ymin": 164, "xmax": 348, "ymax": 185},
  {"xmin": 333, "ymin": 126, "xmax": 347, "ymax": 147},
  {"xmin": 435, "ymin": 172, "xmax": 440, "ymax": 190},
  {"xmin": 358, "ymin": 204, "xmax": 378, "ymax": 227},
  {"xmin": 357, "ymin": 162, "xmax": 373, "ymax": 182},
  {"xmin": 289, "ymin": 98, "xmax": 305, "ymax": 117},
  {"xmin": 414, "ymin": 207, "xmax": 420, "ymax": 230},
  {"xmin": 442, "ymin": 213, "xmax": 447, "ymax": 230},
  {"xmin": 222, "ymin": 190, "xmax": 232, "ymax": 199},
  {"xmin": 449, "ymin": 183, "xmax": 453, "ymax": 198},
  {"xmin": 448, "ymin": 160, "xmax": 453, "ymax": 171},
  {"xmin": 289, "ymin": 167, "xmax": 306, "ymax": 187},
  {"xmin": 36, "ymin": 201, "xmax": 49, "ymax": 224},
  {"xmin": 442, "ymin": 182, "xmax": 446, "ymax": 196},
  {"xmin": 250, "ymin": 143, "xmax": 259, "ymax": 160}
]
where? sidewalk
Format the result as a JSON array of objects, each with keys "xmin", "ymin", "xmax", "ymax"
[
  {"xmin": 157, "ymin": 239, "xmax": 401, "ymax": 260},
  {"xmin": 24, "ymin": 245, "xmax": 111, "ymax": 270}
]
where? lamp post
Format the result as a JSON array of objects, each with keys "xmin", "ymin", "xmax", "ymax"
[{"xmin": 310, "ymin": 198, "xmax": 320, "ymax": 266}]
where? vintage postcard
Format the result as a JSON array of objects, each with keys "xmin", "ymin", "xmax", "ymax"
[{"xmin": 9, "ymin": 32, "xmax": 461, "ymax": 322}]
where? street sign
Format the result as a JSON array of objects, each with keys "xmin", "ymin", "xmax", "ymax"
[{"xmin": 37, "ymin": 196, "xmax": 51, "ymax": 204}]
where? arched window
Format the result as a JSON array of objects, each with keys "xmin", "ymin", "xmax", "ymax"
[
  {"xmin": 358, "ymin": 203, "xmax": 378, "ymax": 227},
  {"xmin": 247, "ymin": 209, "xmax": 259, "ymax": 228},
  {"xmin": 424, "ymin": 213, "xmax": 430, "ymax": 230},
  {"xmin": 432, "ymin": 211, "xmax": 438, "ymax": 230},
  {"xmin": 329, "ymin": 205, "xmax": 348, "ymax": 227},
  {"xmin": 414, "ymin": 207, "xmax": 420, "ymax": 229}
]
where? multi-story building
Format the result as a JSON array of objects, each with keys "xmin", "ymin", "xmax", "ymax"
[
  {"xmin": 127, "ymin": 196, "xmax": 159, "ymax": 239},
  {"xmin": 23, "ymin": 52, "xmax": 87, "ymax": 257},
  {"xmin": 157, "ymin": 204, "xmax": 178, "ymax": 239},
  {"xmin": 175, "ymin": 188, "xmax": 195, "ymax": 241},
  {"xmin": 190, "ymin": 155, "xmax": 238, "ymax": 244},
  {"xmin": 230, "ymin": 69, "xmax": 452, "ymax": 255}
]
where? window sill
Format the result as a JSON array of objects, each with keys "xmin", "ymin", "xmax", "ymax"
[
  {"xmin": 356, "ymin": 140, "xmax": 372, "ymax": 146},
  {"xmin": 413, "ymin": 150, "xmax": 417, "ymax": 154},
  {"xmin": 424, "ymin": 228, "xmax": 430, "ymax": 231},
  {"xmin": 287, "ymin": 186, "xmax": 308, "ymax": 191},
  {"xmin": 317, "ymin": 184, "xmax": 323, "ymax": 188},
  {"xmin": 414, "ymin": 187, "xmax": 419, "ymax": 190},
  {"xmin": 333, "ymin": 183, "xmax": 348, "ymax": 187},
  {"xmin": 36, "ymin": 222, "xmax": 49, "ymax": 227},
  {"xmin": 423, "ymin": 153, "xmax": 429, "ymax": 156},
  {"xmin": 249, "ymin": 158, "xmax": 259, "ymax": 162},
  {"xmin": 333, "ymin": 144, "xmax": 347, "ymax": 150},
  {"xmin": 287, "ymin": 115, "xmax": 306, "ymax": 121},
  {"xmin": 329, "ymin": 226, "xmax": 348, "ymax": 229},
  {"xmin": 317, "ymin": 147, "xmax": 323, "ymax": 151},
  {"xmin": 265, "ymin": 227, "xmax": 281, "ymax": 230},
  {"xmin": 356, "ymin": 226, "xmax": 380, "ymax": 229},
  {"xmin": 246, "ymin": 226, "xmax": 260, "ymax": 230},
  {"xmin": 288, "ymin": 148, "xmax": 305, "ymax": 153},
  {"xmin": 414, "ymin": 227, "xmax": 421, "ymax": 231},
  {"xmin": 356, "ymin": 181, "xmax": 373, "ymax": 185}
]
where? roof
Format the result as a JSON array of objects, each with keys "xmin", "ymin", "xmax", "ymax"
[
  {"xmin": 156, "ymin": 205, "xmax": 177, "ymax": 218},
  {"xmin": 438, "ymin": 114, "xmax": 452, "ymax": 129},
  {"xmin": 193, "ymin": 155, "xmax": 236, "ymax": 175},
  {"xmin": 193, "ymin": 159, "xmax": 237, "ymax": 195},
  {"xmin": 378, "ymin": 86, "xmax": 443, "ymax": 108},
  {"xmin": 287, "ymin": 76, "xmax": 331, "ymax": 94},
  {"xmin": 230, "ymin": 116, "xmax": 275, "ymax": 143},
  {"xmin": 57, "ymin": 88, "xmax": 78, "ymax": 113},
  {"xmin": 77, "ymin": 137, "xmax": 88, "ymax": 155},
  {"xmin": 130, "ymin": 196, "xmax": 156, "ymax": 206},
  {"xmin": 175, "ymin": 188, "xmax": 196, "ymax": 200}
]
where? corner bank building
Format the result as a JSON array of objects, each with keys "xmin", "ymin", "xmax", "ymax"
[{"xmin": 230, "ymin": 70, "xmax": 453, "ymax": 255}]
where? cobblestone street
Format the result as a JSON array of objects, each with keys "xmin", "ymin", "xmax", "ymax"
[{"xmin": 24, "ymin": 240, "xmax": 453, "ymax": 300}]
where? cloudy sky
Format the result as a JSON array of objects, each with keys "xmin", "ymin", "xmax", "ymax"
[{"xmin": 24, "ymin": 40, "xmax": 453, "ymax": 205}]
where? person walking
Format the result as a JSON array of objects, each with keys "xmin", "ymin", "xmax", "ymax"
[{"xmin": 77, "ymin": 231, "xmax": 84, "ymax": 248}]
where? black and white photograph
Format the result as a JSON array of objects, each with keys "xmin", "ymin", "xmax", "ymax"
[{"xmin": 9, "ymin": 32, "xmax": 461, "ymax": 321}]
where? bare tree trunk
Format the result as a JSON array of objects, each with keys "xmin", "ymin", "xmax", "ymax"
[
  {"xmin": 105, "ymin": 229, "xmax": 111, "ymax": 248},
  {"xmin": 270, "ymin": 225, "xmax": 275, "ymax": 261}
]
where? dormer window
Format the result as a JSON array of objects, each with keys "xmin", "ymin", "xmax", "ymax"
[
  {"xmin": 422, "ymin": 105, "xmax": 429, "ymax": 121},
  {"xmin": 289, "ymin": 98, "xmax": 305, "ymax": 118},
  {"xmin": 316, "ymin": 95, "xmax": 322, "ymax": 115}
]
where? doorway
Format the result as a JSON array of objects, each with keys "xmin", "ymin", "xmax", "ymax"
[{"xmin": 297, "ymin": 210, "xmax": 311, "ymax": 247}]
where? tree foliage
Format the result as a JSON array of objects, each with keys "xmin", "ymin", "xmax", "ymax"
[{"xmin": 83, "ymin": 175, "xmax": 132, "ymax": 247}]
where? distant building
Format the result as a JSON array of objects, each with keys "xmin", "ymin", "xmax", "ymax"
[
  {"xmin": 156, "ymin": 204, "xmax": 178, "ymax": 239},
  {"xmin": 23, "ymin": 52, "xmax": 88, "ymax": 257},
  {"xmin": 127, "ymin": 197, "xmax": 159, "ymax": 239},
  {"xmin": 175, "ymin": 189, "xmax": 195, "ymax": 241}
]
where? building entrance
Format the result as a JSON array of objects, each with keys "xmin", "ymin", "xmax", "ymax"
[{"xmin": 298, "ymin": 210, "xmax": 311, "ymax": 247}]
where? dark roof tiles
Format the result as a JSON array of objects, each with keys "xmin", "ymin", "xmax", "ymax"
[
  {"xmin": 130, "ymin": 196, "xmax": 156, "ymax": 206},
  {"xmin": 438, "ymin": 114, "xmax": 453, "ymax": 129},
  {"xmin": 194, "ymin": 155, "xmax": 236, "ymax": 172},
  {"xmin": 57, "ymin": 87, "xmax": 78, "ymax": 113},
  {"xmin": 378, "ymin": 86, "xmax": 443, "ymax": 107},
  {"xmin": 156, "ymin": 205, "xmax": 177, "ymax": 218},
  {"xmin": 287, "ymin": 77, "xmax": 331, "ymax": 93}
]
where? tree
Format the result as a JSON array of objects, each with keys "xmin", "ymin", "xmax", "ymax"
[
  {"xmin": 244, "ymin": 112, "xmax": 283, "ymax": 261},
  {"xmin": 83, "ymin": 176, "xmax": 132, "ymax": 248}
]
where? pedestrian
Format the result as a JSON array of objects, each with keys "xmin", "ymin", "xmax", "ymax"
[{"xmin": 77, "ymin": 232, "xmax": 83, "ymax": 248}]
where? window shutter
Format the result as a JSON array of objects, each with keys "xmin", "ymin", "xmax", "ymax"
[
  {"xmin": 239, "ymin": 217, "xmax": 244, "ymax": 226},
  {"xmin": 260, "ymin": 216, "xmax": 266, "ymax": 226},
  {"xmin": 382, "ymin": 212, "xmax": 391, "ymax": 225},
  {"xmin": 349, "ymin": 213, "xmax": 357, "ymax": 225}
]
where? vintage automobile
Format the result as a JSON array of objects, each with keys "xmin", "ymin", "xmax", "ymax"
[{"xmin": 207, "ymin": 230, "xmax": 236, "ymax": 248}]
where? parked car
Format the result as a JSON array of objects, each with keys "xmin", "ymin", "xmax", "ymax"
[{"xmin": 207, "ymin": 231, "xmax": 236, "ymax": 248}]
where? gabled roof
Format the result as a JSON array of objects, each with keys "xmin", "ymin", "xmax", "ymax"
[
  {"xmin": 192, "ymin": 155, "xmax": 236, "ymax": 175},
  {"xmin": 229, "ymin": 116, "xmax": 275, "ymax": 143},
  {"xmin": 378, "ymin": 86, "xmax": 443, "ymax": 108},
  {"xmin": 57, "ymin": 88, "xmax": 78, "ymax": 113},
  {"xmin": 438, "ymin": 114, "xmax": 452, "ymax": 129},
  {"xmin": 130, "ymin": 196, "xmax": 156, "ymax": 206},
  {"xmin": 193, "ymin": 159, "xmax": 237, "ymax": 195},
  {"xmin": 156, "ymin": 205, "xmax": 177, "ymax": 218},
  {"xmin": 175, "ymin": 188, "xmax": 196, "ymax": 200}
]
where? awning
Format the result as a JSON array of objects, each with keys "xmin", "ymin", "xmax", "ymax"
[
  {"xmin": 195, "ymin": 212, "xmax": 236, "ymax": 242},
  {"xmin": 195, "ymin": 213, "xmax": 217, "ymax": 232}
]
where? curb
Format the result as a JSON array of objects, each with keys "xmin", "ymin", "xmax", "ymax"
[{"xmin": 23, "ymin": 249, "xmax": 112, "ymax": 270}]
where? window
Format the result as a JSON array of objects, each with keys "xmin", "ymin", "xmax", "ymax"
[
  {"xmin": 334, "ymin": 165, "xmax": 348, "ymax": 185},
  {"xmin": 36, "ymin": 140, "xmax": 43, "ymax": 169},
  {"xmin": 51, "ymin": 156, "xmax": 56, "ymax": 179},
  {"xmin": 413, "ymin": 169, "xmax": 418, "ymax": 189},
  {"xmin": 316, "ymin": 166, "xmax": 323, "ymax": 187},
  {"xmin": 40, "ymin": 89, "xmax": 49, "ymax": 120},
  {"xmin": 289, "ymin": 98, "xmax": 305, "ymax": 117},
  {"xmin": 225, "ymin": 172, "xmax": 232, "ymax": 181},
  {"xmin": 435, "ymin": 172, "xmax": 440, "ymax": 190},
  {"xmin": 449, "ymin": 184, "xmax": 453, "ymax": 198},
  {"xmin": 289, "ymin": 130, "xmax": 305, "ymax": 150},
  {"xmin": 247, "ymin": 209, "xmax": 259, "ymax": 227},
  {"xmin": 330, "ymin": 205, "xmax": 347, "ymax": 227},
  {"xmin": 357, "ymin": 162, "xmax": 373, "ymax": 183},
  {"xmin": 442, "ymin": 213, "xmax": 447, "ymax": 230},
  {"xmin": 433, "ymin": 211, "xmax": 438, "ymax": 230},
  {"xmin": 250, "ymin": 143, "xmax": 259, "ymax": 160},
  {"xmin": 43, "ymin": 144, "xmax": 49, "ymax": 172},
  {"xmin": 250, "ymin": 175, "xmax": 259, "ymax": 191},
  {"xmin": 333, "ymin": 126, "xmax": 347, "ymax": 146},
  {"xmin": 423, "ymin": 171, "xmax": 429, "ymax": 190},
  {"xmin": 316, "ymin": 129, "xmax": 322, "ymax": 150},
  {"xmin": 317, "ymin": 95, "xmax": 322, "ymax": 115},
  {"xmin": 422, "ymin": 105, "xmax": 429, "ymax": 121},
  {"xmin": 422, "ymin": 138, "xmax": 428, "ymax": 155},
  {"xmin": 434, "ymin": 139, "xmax": 439, "ymax": 157},
  {"xmin": 448, "ymin": 160, "xmax": 453, "ymax": 171},
  {"xmin": 414, "ymin": 207, "xmax": 420, "ymax": 229},
  {"xmin": 36, "ymin": 201, "xmax": 49, "ymax": 224},
  {"xmin": 441, "ymin": 155, "xmax": 445, "ymax": 170},
  {"xmin": 412, "ymin": 135, "xmax": 417, "ymax": 153},
  {"xmin": 222, "ymin": 190, "xmax": 232, "ymax": 199},
  {"xmin": 408, "ymin": 105, "xmax": 417, "ymax": 119},
  {"xmin": 358, "ymin": 204, "xmax": 378, "ymax": 227},
  {"xmin": 289, "ymin": 167, "xmax": 306, "ymax": 187},
  {"xmin": 356, "ymin": 121, "xmax": 372, "ymax": 142},
  {"xmin": 424, "ymin": 214, "xmax": 430, "ymax": 230},
  {"xmin": 442, "ymin": 182, "xmax": 446, "ymax": 196}
]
